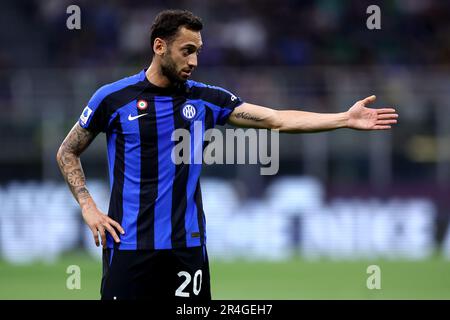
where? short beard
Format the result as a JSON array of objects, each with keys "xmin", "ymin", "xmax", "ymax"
[{"xmin": 160, "ymin": 51, "xmax": 184, "ymax": 86}]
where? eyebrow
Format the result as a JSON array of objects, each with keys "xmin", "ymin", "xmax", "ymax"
[{"xmin": 182, "ymin": 44, "xmax": 202, "ymax": 51}]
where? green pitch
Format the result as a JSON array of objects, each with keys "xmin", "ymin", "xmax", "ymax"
[{"xmin": 0, "ymin": 252, "xmax": 449, "ymax": 299}]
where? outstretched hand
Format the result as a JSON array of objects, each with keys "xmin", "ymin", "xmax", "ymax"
[{"xmin": 346, "ymin": 95, "xmax": 398, "ymax": 130}]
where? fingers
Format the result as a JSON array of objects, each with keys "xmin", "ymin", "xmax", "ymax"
[
  {"xmin": 362, "ymin": 95, "xmax": 376, "ymax": 105},
  {"xmin": 90, "ymin": 218, "xmax": 124, "ymax": 248},
  {"xmin": 376, "ymin": 119, "xmax": 397, "ymax": 125},
  {"xmin": 373, "ymin": 125, "xmax": 392, "ymax": 130},
  {"xmin": 108, "ymin": 218, "xmax": 125, "ymax": 235},
  {"xmin": 378, "ymin": 113, "xmax": 398, "ymax": 119},
  {"xmin": 376, "ymin": 107, "xmax": 398, "ymax": 130},
  {"xmin": 86, "ymin": 212, "xmax": 125, "ymax": 248},
  {"xmin": 376, "ymin": 108, "xmax": 396, "ymax": 114},
  {"xmin": 98, "ymin": 225, "xmax": 107, "ymax": 249},
  {"xmin": 90, "ymin": 226, "xmax": 106, "ymax": 248},
  {"xmin": 91, "ymin": 228, "xmax": 100, "ymax": 247},
  {"xmin": 102, "ymin": 222, "xmax": 121, "ymax": 244}
]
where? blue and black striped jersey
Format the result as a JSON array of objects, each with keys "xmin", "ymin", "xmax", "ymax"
[{"xmin": 79, "ymin": 69, "xmax": 243, "ymax": 250}]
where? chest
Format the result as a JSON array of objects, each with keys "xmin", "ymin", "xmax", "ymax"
[{"xmin": 112, "ymin": 96, "xmax": 206, "ymax": 137}]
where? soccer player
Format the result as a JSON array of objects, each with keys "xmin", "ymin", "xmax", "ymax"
[{"xmin": 56, "ymin": 10, "xmax": 398, "ymax": 300}]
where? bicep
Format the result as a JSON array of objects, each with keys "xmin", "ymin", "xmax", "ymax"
[
  {"xmin": 59, "ymin": 122, "xmax": 98, "ymax": 156},
  {"xmin": 227, "ymin": 103, "xmax": 279, "ymax": 129}
]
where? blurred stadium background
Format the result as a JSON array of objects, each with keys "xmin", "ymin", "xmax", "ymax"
[{"xmin": 1, "ymin": 0, "xmax": 450, "ymax": 299}]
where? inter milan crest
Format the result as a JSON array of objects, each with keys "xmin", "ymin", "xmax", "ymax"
[
  {"xmin": 137, "ymin": 99, "xmax": 148, "ymax": 110},
  {"xmin": 181, "ymin": 104, "xmax": 197, "ymax": 121}
]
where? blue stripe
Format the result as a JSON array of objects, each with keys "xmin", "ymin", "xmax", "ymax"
[
  {"xmin": 203, "ymin": 212, "xmax": 207, "ymax": 244},
  {"xmin": 106, "ymin": 132, "xmax": 116, "ymax": 193},
  {"xmin": 185, "ymin": 104, "xmax": 204, "ymax": 247},
  {"xmin": 154, "ymin": 96, "xmax": 176, "ymax": 249},
  {"xmin": 117, "ymin": 101, "xmax": 141, "ymax": 250},
  {"xmin": 109, "ymin": 248, "xmax": 114, "ymax": 266},
  {"xmin": 83, "ymin": 70, "xmax": 145, "ymax": 128}
]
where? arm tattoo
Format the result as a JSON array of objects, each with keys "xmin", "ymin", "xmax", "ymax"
[
  {"xmin": 67, "ymin": 169, "xmax": 85, "ymax": 186},
  {"xmin": 57, "ymin": 123, "xmax": 97, "ymax": 205},
  {"xmin": 233, "ymin": 112, "xmax": 263, "ymax": 122}
]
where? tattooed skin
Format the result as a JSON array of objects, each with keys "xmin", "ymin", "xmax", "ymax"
[
  {"xmin": 56, "ymin": 123, "xmax": 97, "ymax": 205},
  {"xmin": 233, "ymin": 112, "xmax": 263, "ymax": 122}
]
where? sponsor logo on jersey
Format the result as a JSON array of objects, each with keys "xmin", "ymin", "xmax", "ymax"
[
  {"xmin": 128, "ymin": 113, "xmax": 148, "ymax": 121},
  {"xmin": 80, "ymin": 106, "xmax": 93, "ymax": 125}
]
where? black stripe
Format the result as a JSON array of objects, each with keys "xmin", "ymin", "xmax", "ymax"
[
  {"xmin": 171, "ymin": 97, "xmax": 189, "ymax": 248},
  {"xmin": 189, "ymin": 85, "xmax": 241, "ymax": 110},
  {"xmin": 203, "ymin": 106, "xmax": 215, "ymax": 149},
  {"xmin": 136, "ymin": 98, "xmax": 158, "ymax": 249},
  {"xmin": 194, "ymin": 106, "xmax": 214, "ymax": 246},
  {"xmin": 108, "ymin": 115, "xmax": 125, "ymax": 250},
  {"xmin": 204, "ymin": 105, "xmax": 215, "ymax": 131},
  {"xmin": 194, "ymin": 181, "xmax": 205, "ymax": 245},
  {"xmin": 189, "ymin": 86, "xmax": 219, "ymax": 106}
]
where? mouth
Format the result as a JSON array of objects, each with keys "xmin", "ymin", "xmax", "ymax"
[{"xmin": 181, "ymin": 69, "xmax": 192, "ymax": 77}]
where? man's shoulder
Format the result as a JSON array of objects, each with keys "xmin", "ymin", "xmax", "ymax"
[
  {"xmin": 187, "ymin": 79, "xmax": 226, "ymax": 92},
  {"xmin": 89, "ymin": 70, "xmax": 146, "ymax": 109},
  {"xmin": 187, "ymin": 80, "xmax": 237, "ymax": 98},
  {"xmin": 187, "ymin": 80, "xmax": 240, "ymax": 107}
]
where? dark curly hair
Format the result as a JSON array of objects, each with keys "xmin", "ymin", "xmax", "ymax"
[{"xmin": 150, "ymin": 10, "xmax": 203, "ymax": 53}]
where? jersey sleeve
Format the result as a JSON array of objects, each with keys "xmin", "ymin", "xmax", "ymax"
[
  {"xmin": 192, "ymin": 83, "xmax": 244, "ymax": 126},
  {"xmin": 211, "ymin": 86, "xmax": 244, "ymax": 125},
  {"xmin": 78, "ymin": 85, "xmax": 111, "ymax": 133}
]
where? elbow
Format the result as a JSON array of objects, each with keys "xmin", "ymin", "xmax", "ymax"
[
  {"xmin": 56, "ymin": 145, "xmax": 74, "ymax": 167},
  {"xmin": 57, "ymin": 145, "xmax": 80, "ymax": 167},
  {"xmin": 56, "ymin": 145, "xmax": 64, "ymax": 166}
]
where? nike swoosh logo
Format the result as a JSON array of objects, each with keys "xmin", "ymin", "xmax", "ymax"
[{"xmin": 128, "ymin": 113, "xmax": 148, "ymax": 121}]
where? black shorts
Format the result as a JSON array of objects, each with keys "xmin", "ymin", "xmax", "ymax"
[{"xmin": 100, "ymin": 245, "xmax": 211, "ymax": 301}]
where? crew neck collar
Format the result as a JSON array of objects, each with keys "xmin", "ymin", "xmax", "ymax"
[{"xmin": 140, "ymin": 69, "xmax": 188, "ymax": 94}]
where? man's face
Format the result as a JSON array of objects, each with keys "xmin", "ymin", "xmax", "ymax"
[{"xmin": 160, "ymin": 27, "xmax": 202, "ymax": 83}]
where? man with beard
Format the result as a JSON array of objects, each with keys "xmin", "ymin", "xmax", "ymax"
[{"xmin": 56, "ymin": 10, "xmax": 398, "ymax": 300}]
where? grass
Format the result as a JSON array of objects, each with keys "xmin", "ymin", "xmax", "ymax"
[{"xmin": 1, "ymin": 252, "xmax": 449, "ymax": 300}]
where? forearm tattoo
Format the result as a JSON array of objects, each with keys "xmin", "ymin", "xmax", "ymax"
[
  {"xmin": 233, "ymin": 112, "xmax": 263, "ymax": 122},
  {"xmin": 57, "ymin": 123, "xmax": 97, "ymax": 204}
]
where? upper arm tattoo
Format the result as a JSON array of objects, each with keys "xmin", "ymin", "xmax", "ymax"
[
  {"xmin": 60, "ymin": 123, "xmax": 97, "ymax": 156},
  {"xmin": 232, "ymin": 111, "xmax": 263, "ymax": 122},
  {"xmin": 57, "ymin": 123, "xmax": 98, "ymax": 203}
]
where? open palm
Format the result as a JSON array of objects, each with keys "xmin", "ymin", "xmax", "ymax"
[{"xmin": 347, "ymin": 95, "xmax": 398, "ymax": 130}]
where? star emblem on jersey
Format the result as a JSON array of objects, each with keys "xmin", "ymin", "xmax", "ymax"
[
  {"xmin": 137, "ymin": 99, "xmax": 148, "ymax": 110},
  {"xmin": 181, "ymin": 104, "xmax": 197, "ymax": 121}
]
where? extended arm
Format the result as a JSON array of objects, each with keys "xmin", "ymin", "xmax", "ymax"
[
  {"xmin": 228, "ymin": 95, "xmax": 398, "ymax": 132},
  {"xmin": 56, "ymin": 123, "xmax": 124, "ymax": 248}
]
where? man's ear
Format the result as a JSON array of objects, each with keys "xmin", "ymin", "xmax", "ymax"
[{"xmin": 153, "ymin": 38, "xmax": 166, "ymax": 56}]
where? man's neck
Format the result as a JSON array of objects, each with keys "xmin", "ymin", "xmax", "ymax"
[{"xmin": 145, "ymin": 62, "xmax": 171, "ymax": 88}]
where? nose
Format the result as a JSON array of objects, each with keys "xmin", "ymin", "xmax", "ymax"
[{"xmin": 188, "ymin": 54, "xmax": 197, "ymax": 69}]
